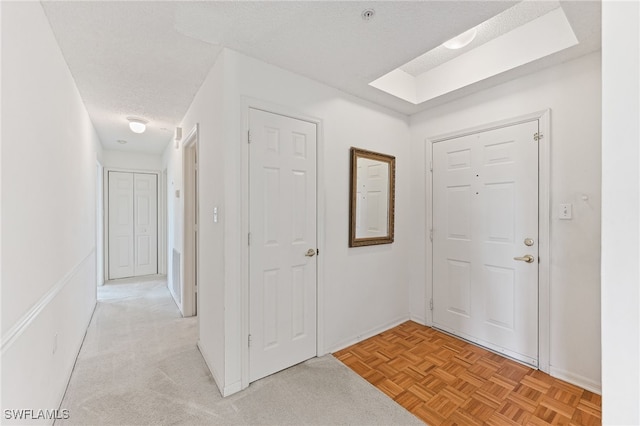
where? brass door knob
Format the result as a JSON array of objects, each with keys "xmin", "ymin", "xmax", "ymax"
[{"xmin": 514, "ymin": 255, "xmax": 535, "ymax": 263}]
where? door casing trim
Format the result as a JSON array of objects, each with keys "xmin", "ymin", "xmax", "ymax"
[
  {"xmin": 240, "ymin": 98, "xmax": 325, "ymax": 392},
  {"xmin": 425, "ymin": 109, "xmax": 551, "ymax": 373}
]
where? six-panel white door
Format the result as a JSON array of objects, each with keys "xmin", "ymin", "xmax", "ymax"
[
  {"xmin": 249, "ymin": 108, "xmax": 317, "ymax": 382},
  {"xmin": 108, "ymin": 171, "xmax": 158, "ymax": 280},
  {"xmin": 432, "ymin": 120, "xmax": 539, "ymax": 366},
  {"xmin": 133, "ymin": 173, "xmax": 158, "ymax": 277},
  {"xmin": 108, "ymin": 172, "xmax": 135, "ymax": 279}
]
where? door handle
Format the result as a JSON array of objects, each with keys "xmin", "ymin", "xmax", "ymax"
[
  {"xmin": 514, "ymin": 255, "xmax": 535, "ymax": 263},
  {"xmin": 305, "ymin": 249, "xmax": 316, "ymax": 257}
]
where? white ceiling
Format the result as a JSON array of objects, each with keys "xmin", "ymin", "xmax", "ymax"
[{"xmin": 41, "ymin": 1, "xmax": 601, "ymax": 155}]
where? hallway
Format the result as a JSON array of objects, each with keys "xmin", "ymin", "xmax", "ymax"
[{"xmin": 57, "ymin": 279, "xmax": 422, "ymax": 425}]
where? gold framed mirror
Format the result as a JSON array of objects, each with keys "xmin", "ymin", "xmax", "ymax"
[{"xmin": 349, "ymin": 147, "xmax": 396, "ymax": 247}]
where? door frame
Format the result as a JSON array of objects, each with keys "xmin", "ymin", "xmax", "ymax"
[
  {"xmin": 182, "ymin": 124, "xmax": 199, "ymax": 318},
  {"xmin": 104, "ymin": 167, "xmax": 162, "ymax": 281},
  {"xmin": 240, "ymin": 98, "xmax": 325, "ymax": 392},
  {"xmin": 425, "ymin": 109, "xmax": 551, "ymax": 373}
]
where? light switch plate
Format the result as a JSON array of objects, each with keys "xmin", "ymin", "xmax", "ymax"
[{"xmin": 559, "ymin": 203, "xmax": 572, "ymax": 220}]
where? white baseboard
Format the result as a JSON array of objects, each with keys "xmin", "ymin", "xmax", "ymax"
[
  {"xmin": 549, "ymin": 366, "xmax": 602, "ymax": 395},
  {"xmin": 222, "ymin": 381, "xmax": 242, "ymax": 397},
  {"xmin": 326, "ymin": 315, "xmax": 410, "ymax": 354},
  {"xmin": 196, "ymin": 340, "xmax": 226, "ymax": 397},
  {"xmin": 55, "ymin": 300, "xmax": 97, "ymax": 413},
  {"xmin": 409, "ymin": 314, "xmax": 426, "ymax": 325}
]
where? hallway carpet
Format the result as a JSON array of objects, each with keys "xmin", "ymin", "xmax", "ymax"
[{"xmin": 57, "ymin": 278, "xmax": 422, "ymax": 425}]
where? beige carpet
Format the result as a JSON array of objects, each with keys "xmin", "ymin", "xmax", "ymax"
[{"xmin": 56, "ymin": 278, "xmax": 423, "ymax": 425}]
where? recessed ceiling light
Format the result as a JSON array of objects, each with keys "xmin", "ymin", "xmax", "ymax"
[
  {"xmin": 361, "ymin": 9, "xmax": 375, "ymax": 22},
  {"xmin": 443, "ymin": 28, "xmax": 478, "ymax": 50},
  {"xmin": 127, "ymin": 117, "xmax": 147, "ymax": 134},
  {"xmin": 117, "ymin": 139, "xmax": 127, "ymax": 144}
]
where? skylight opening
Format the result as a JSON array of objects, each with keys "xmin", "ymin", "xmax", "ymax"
[{"xmin": 369, "ymin": 4, "xmax": 579, "ymax": 105}]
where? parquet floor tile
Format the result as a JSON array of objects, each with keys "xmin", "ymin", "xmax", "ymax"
[{"xmin": 334, "ymin": 321, "xmax": 601, "ymax": 425}]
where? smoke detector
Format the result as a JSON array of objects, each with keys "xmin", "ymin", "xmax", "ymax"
[{"xmin": 361, "ymin": 9, "xmax": 375, "ymax": 22}]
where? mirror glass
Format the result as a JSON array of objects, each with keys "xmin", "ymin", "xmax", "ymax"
[{"xmin": 349, "ymin": 148, "xmax": 395, "ymax": 247}]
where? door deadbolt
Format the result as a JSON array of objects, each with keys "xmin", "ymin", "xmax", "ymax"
[{"xmin": 524, "ymin": 238, "xmax": 534, "ymax": 247}]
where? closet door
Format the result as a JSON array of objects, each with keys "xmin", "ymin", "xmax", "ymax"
[
  {"xmin": 108, "ymin": 172, "xmax": 158, "ymax": 279},
  {"xmin": 133, "ymin": 173, "xmax": 158, "ymax": 276},
  {"xmin": 108, "ymin": 172, "xmax": 135, "ymax": 279}
]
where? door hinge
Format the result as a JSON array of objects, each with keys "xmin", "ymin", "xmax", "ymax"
[
  {"xmin": 248, "ymin": 334, "xmax": 252, "ymax": 347},
  {"xmin": 429, "ymin": 161, "xmax": 433, "ymax": 172},
  {"xmin": 429, "ymin": 229, "xmax": 433, "ymax": 242},
  {"xmin": 248, "ymin": 130, "xmax": 252, "ymax": 144},
  {"xmin": 533, "ymin": 132, "xmax": 543, "ymax": 141},
  {"xmin": 429, "ymin": 299, "xmax": 434, "ymax": 311},
  {"xmin": 248, "ymin": 232, "xmax": 251, "ymax": 246}
]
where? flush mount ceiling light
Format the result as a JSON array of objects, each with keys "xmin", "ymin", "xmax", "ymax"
[
  {"xmin": 117, "ymin": 139, "xmax": 127, "ymax": 144},
  {"xmin": 127, "ymin": 117, "xmax": 147, "ymax": 134},
  {"xmin": 442, "ymin": 28, "xmax": 477, "ymax": 50}
]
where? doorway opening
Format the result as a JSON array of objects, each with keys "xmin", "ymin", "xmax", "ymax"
[{"xmin": 182, "ymin": 125, "xmax": 199, "ymax": 317}]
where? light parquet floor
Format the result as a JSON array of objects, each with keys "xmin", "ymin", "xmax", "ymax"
[{"xmin": 334, "ymin": 321, "xmax": 601, "ymax": 426}]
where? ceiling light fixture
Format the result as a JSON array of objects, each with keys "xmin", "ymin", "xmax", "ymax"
[
  {"xmin": 442, "ymin": 28, "xmax": 477, "ymax": 50},
  {"xmin": 127, "ymin": 117, "xmax": 147, "ymax": 134}
]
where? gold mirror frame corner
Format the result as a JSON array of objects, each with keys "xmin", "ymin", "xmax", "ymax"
[{"xmin": 349, "ymin": 147, "xmax": 396, "ymax": 248}]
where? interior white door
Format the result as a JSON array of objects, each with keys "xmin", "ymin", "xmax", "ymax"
[
  {"xmin": 249, "ymin": 108, "xmax": 317, "ymax": 382},
  {"xmin": 133, "ymin": 173, "xmax": 158, "ymax": 276},
  {"xmin": 432, "ymin": 120, "xmax": 539, "ymax": 366},
  {"xmin": 108, "ymin": 171, "xmax": 135, "ymax": 279},
  {"xmin": 108, "ymin": 171, "xmax": 158, "ymax": 279}
]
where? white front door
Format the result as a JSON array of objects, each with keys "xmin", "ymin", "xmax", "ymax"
[
  {"xmin": 249, "ymin": 108, "xmax": 317, "ymax": 382},
  {"xmin": 432, "ymin": 120, "xmax": 539, "ymax": 366},
  {"xmin": 108, "ymin": 171, "xmax": 158, "ymax": 279}
]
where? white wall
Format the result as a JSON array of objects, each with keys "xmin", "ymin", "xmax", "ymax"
[
  {"xmin": 409, "ymin": 52, "xmax": 602, "ymax": 392},
  {"xmin": 1, "ymin": 2, "xmax": 100, "ymax": 423},
  {"xmin": 102, "ymin": 149, "xmax": 162, "ymax": 172},
  {"xmin": 601, "ymin": 1, "xmax": 640, "ymax": 424},
  {"xmin": 162, "ymin": 53, "xmax": 227, "ymax": 391},
  {"xmin": 166, "ymin": 48, "xmax": 411, "ymax": 395}
]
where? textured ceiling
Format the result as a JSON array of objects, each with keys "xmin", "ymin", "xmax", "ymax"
[{"xmin": 41, "ymin": 1, "xmax": 601, "ymax": 154}]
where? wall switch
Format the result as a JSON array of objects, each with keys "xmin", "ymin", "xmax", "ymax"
[
  {"xmin": 559, "ymin": 203, "xmax": 572, "ymax": 220},
  {"xmin": 213, "ymin": 207, "xmax": 218, "ymax": 223},
  {"xmin": 175, "ymin": 189, "xmax": 180, "ymax": 198}
]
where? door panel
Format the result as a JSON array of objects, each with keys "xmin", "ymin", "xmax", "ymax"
[
  {"xmin": 134, "ymin": 173, "xmax": 158, "ymax": 276},
  {"xmin": 249, "ymin": 108, "xmax": 317, "ymax": 382},
  {"xmin": 108, "ymin": 172, "xmax": 134, "ymax": 279},
  {"xmin": 432, "ymin": 120, "xmax": 539, "ymax": 366}
]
